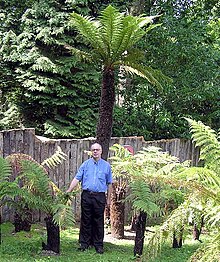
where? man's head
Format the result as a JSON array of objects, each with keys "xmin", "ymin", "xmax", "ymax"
[{"xmin": 91, "ymin": 143, "xmax": 102, "ymax": 161}]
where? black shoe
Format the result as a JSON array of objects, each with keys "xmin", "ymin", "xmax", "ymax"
[
  {"xmin": 78, "ymin": 246, "xmax": 88, "ymax": 252},
  {"xmin": 96, "ymin": 247, "xmax": 104, "ymax": 254}
]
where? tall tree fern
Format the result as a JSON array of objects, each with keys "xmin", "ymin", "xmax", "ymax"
[{"xmin": 69, "ymin": 5, "xmax": 164, "ymax": 159}]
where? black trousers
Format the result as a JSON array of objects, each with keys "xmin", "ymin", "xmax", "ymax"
[{"xmin": 79, "ymin": 190, "xmax": 106, "ymax": 249}]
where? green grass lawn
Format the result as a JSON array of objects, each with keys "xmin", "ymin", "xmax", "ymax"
[{"xmin": 0, "ymin": 222, "xmax": 206, "ymax": 262}]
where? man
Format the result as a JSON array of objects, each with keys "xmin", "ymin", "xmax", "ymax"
[{"xmin": 66, "ymin": 143, "xmax": 112, "ymax": 254}]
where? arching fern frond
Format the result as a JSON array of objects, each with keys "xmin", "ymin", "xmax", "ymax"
[
  {"xmin": 143, "ymin": 201, "xmax": 191, "ymax": 261},
  {"xmin": 70, "ymin": 12, "xmax": 104, "ymax": 53},
  {"xmin": 52, "ymin": 204, "xmax": 75, "ymax": 228},
  {"xmin": 185, "ymin": 118, "xmax": 220, "ymax": 171},
  {"xmin": 127, "ymin": 178, "xmax": 159, "ymax": 215},
  {"xmin": 20, "ymin": 160, "xmax": 51, "ymax": 197},
  {"xmin": 188, "ymin": 232, "xmax": 220, "ymax": 262},
  {"xmin": 41, "ymin": 146, "xmax": 67, "ymax": 169}
]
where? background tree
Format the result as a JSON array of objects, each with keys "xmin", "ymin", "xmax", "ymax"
[
  {"xmin": 0, "ymin": 0, "xmax": 100, "ymax": 137},
  {"xmin": 113, "ymin": 0, "xmax": 220, "ymax": 140},
  {"xmin": 0, "ymin": 0, "xmax": 219, "ymax": 142}
]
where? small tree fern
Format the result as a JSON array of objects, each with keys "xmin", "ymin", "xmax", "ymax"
[
  {"xmin": 141, "ymin": 119, "xmax": 220, "ymax": 261},
  {"xmin": 0, "ymin": 147, "xmax": 74, "ymax": 253},
  {"xmin": 110, "ymin": 144, "xmax": 184, "ymax": 256}
]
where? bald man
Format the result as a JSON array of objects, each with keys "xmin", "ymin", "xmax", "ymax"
[{"xmin": 66, "ymin": 143, "xmax": 112, "ymax": 254}]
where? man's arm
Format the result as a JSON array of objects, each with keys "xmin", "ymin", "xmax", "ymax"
[
  {"xmin": 106, "ymin": 183, "xmax": 112, "ymax": 206},
  {"xmin": 66, "ymin": 177, "xmax": 79, "ymax": 193}
]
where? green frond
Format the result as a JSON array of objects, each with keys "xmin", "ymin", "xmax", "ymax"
[
  {"xmin": 41, "ymin": 146, "xmax": 67, "ymax": 169},
  {"xmin": 128, "ymin": 179, "xmax": 159, "ymax": 215},
  {"xmin": 70, "ymin": 12, "xmax": 104, "ymax": 54},
  {"xmin": 188, "ymin": 232, "xmax": 220, "ymax": 262},
  {"xmin": 111, "ymin": 15, "xmax": 156, "ymax": 61},
  {"xmin": 110, "ymin": 143, "xmax": 132, "ymax": 158},
  {"xmin": 0, "ymin": 182, "xmax": 21, "ymax": 202},
  {"xmin": 120, "ymin": 63, "xmax": 163, "ymax": 90},
  {"xmin": 185, "ymin": 118, "xmax": 220, "ymax": 169},
  {"xmin": 175, "ymin": 166, "xmax": 219, "ymax": 185},
  {"xmin": 99, "ymin": 5, "xmax": 123, "ymax": 57},
  {"xmin": 205, "ymin": 204, "xmax": 220, "ymax": 227},
  {"xmin": 52, "ymin": 204, "xmax": 75, "ymax": 228},
  {"xmin": 20, "ymin": 160, "xmax": 52, "ymax": 199},
  {"xmin": 0, "ymin": 157, "xmax": 12, "ymax": 182}
]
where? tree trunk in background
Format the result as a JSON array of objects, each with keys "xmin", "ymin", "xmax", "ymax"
[
  {"xmin": 96, "ymin": 67, "xmax": 115, "ymax": 160},
  {"xmin": 172, "ymin": 228, "xmax": 183, "ymax": 248},
  {"xmin": 42, "ymin": 215, "xmax": 60, "ymax": 254},
  {"xmin": 134, "ymin": 211, "xmax": 147, "ymax": 256},
  {"xmin": 110, "ymin": 182, "xmax": 126, "ymax": 239},
  {"xmin": 13, "ymin": 211, "xmax": 32, "ymax": 232},
  {"xmin": 193, "ymin": 216, "xmax": 204, "ymax": 242}
]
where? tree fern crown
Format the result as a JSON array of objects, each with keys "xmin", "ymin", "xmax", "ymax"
[{"xmin": 69, "ymin": 5, "xmax": 158, "ymax": 71}]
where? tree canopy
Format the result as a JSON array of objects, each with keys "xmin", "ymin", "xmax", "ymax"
[{"xmin": 0, "ymin": 0, "xmax": 219, "ymax": 140}]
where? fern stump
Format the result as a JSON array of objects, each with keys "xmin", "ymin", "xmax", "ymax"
[{"xmin": 110, "ymin": 182, "xmax": 125, "ymax": 239}]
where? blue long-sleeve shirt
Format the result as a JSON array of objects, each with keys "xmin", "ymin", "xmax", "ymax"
[{"xmin": 75, "ymin": 158, "xmax": 112, "ymax": 192}]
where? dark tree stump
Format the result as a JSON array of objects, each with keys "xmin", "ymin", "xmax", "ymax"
[
  {"xmin": 13, "ymin": 212, "xmax": 32, "ymax": 232},
  {"xmin": 42, "ymin": 216, "xmax": 60, "ymax": 254},
  {"xmin": 193, "ymin": 216, "xmax": 204, "ymax": 242},
  {"xmin": 172, "ymin": 229, "xmax": 183, "ymax": 248},
  {"xmin": 134, "ymin": 211, "xmax": 147, "ymax": 256}
]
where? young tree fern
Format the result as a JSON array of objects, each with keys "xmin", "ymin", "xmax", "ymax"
[
  {"xmin": 0, "ymin": 147, "xmax": 74, "ymax": 253},
  {"xmin": 141, "ymin": 119, "xmax": 220, "ymax": 261},
  {"xmin": 110, "ymin": 144, "xmax": 184, "ymax": 256}
]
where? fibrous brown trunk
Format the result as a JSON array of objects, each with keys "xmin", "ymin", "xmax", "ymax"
[
  {"xmin": 42, "ymin": 216, "xmax": 60, "ymax": 254},
  {"xmin": 134, "ymin": 211, "xmax": 147, "ymax": 256},
  {"xmin": 96, "ymin": 67, "xmax": 115, "ymax": 160},
  {"xmin": 110, "ymin": 182, "xmax": 125, "ymax": 239}
]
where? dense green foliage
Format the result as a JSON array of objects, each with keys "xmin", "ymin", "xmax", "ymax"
[
  {"xmin": 0, "ymin": 0, "xmax": 219, "ymax": 140},
  {"xmin": 0, "ymin": 0, "xmax": 100, "ymax": 137},
  {"xmin": 113, "ymin": 0, "xmax": 220, "ymax": 140},
  {"xmin": 0, "ymin": 150, "xmax": 75, "ymax": 228}
]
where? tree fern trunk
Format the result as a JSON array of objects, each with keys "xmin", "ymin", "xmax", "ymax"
[
  {"xmin": 134, "ymin": 211, "xmax": 147, "ymax": 256},
  {"xmin": 42, "ymin": 215, "xmax": 60, "ymax": 254},
  {"xmin": 110, "ymin": 182, "xmax": 125, "ymax": 239},
  {"xmin": 96, "ymin": 67, "xmax": 115, "ymax": 160},
  {"xmin": 193, "ymin": 216, "xmax": 204, "ymax": 242},
  {"xmin": 172, "ymin": 229, "xmax": 183, "ymax": 248}
]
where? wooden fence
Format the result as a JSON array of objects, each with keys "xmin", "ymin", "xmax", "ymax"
[{"xmin": 0, "ymin": 128, "xmax": 199, "ymax": 222}]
